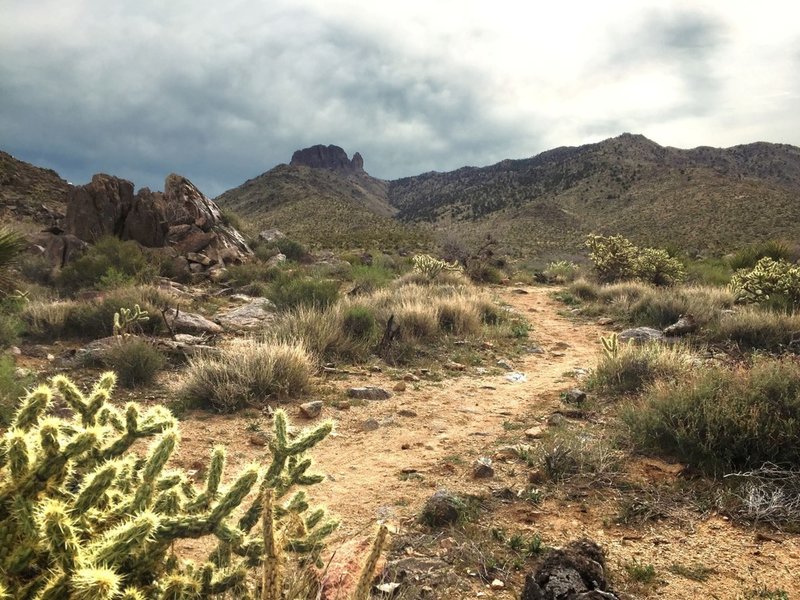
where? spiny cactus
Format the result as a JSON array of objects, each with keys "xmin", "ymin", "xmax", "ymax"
[
  {"xmin": 601, "ymin": 333, "xmax": 619, "ymax": 359},
  {"xmin": 113, "ymin": 304, "xmax": 150, "ymax": 336},
  {"xmin": 412, "ymin": 254, "xmax": 462, "ymax": 280},
  {"xmin": 0, "ymin": 372, "xmax": 337, "ymax": 599}
]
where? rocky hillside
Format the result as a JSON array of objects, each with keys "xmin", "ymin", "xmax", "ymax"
[
  {"xmin": 215, "ymin": 145, "xmax": 428, "ymax": 250},
  {"xmin": 388, "ymin": 134, "xmax": 800, "ymax": 256},
  {"xmin": 0, "ymin": 150, "xmax": 71, "ymax": 226}
]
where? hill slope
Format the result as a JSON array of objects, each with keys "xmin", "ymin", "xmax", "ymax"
[
  {"xmin": 0, "ymin": 151, "xmax": 71, "ymax": 226},
  {"xmin": 215, "ymin": 146, "xmax": 428, "ymax": 250},
  {"xmin": 388, "ymin": 134, "xmax": 800, "ymax": 255}
]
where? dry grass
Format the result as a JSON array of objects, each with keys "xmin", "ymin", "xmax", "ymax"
[
  {"xmin": 711, "ymin": 307, "xmax": 800, "ymax": 351},
  {"xmin": 178, "ymin": 339, "xmax": 313, "ymax": 412},
  {"xmin": 589, "ymin": 341, "xmax": 693, "ymax": 396}
]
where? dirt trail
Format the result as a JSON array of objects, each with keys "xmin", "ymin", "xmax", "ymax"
[
  {"xmin": 309, "ymin": 285, "xmax": 609, "ymax": 535},
  {"xmin": 176, "ymin": 286, "xmax": 800, "ymax": 598}
]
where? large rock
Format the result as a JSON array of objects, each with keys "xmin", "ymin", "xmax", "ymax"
[
  {"xmin": 28, "ymin": 232, "xmax": 88, "ymax": 269},
  {"xmin": 521, "ymin": 539, "xmax": 618, "ymax": 600},
  {"xmin": 618, "ymin": 327, "xmax": 664, "ymax": 344},
  {"xmin": 215, "ymin": 298, "xmax": 275, "ymax": 330},
  {"xmin": 123, "ymin": 188, "xmax": 169, "ymax": 247},
  {"xmin": 663, "ymin": 314, "xmax": 698, "ymax": 336},
  {"xmin": 290, "ymin": 145, "xmax": 365, "ymax": 173},
  {"xmin": 66, "ymin": 174, "xmax": 134, "ymax": 242},
  {"xmin": 164, "ymin": 308, "xmax": 224, "ymax": 335}
]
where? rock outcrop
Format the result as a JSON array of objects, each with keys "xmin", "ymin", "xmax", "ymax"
[
  {"xmin": 290, "ymin": 145, "xmax": 365, "ymax": 173},
  {"xmin": 61, "ymin": 172, "xmax": 252, "ymax": 278}
]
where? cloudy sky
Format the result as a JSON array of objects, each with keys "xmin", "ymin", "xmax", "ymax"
[{"xmin": 2, "ymin": 0, "xmax": 799, "ymax": 196}]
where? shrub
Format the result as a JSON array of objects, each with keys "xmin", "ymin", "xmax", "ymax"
[
  {"xmin": 467, "ymin": 264, "xmax": 504, "ymax": 284},
  {"xmin": 98, "ymin": 337, "xmax": 166, "ymax": 388},
  {"xmin": 730, "ymin": 257, "xmax": 800, "ymax": 310},
  {"xmin": 179, "ymin": 339, "xmax": 312, "ymax": 412},
  {"xmin": 543, "ymin": 261, "xmax": 580, "ymax": 284},
  {"xmin": 0, "ymin": 354, "xmax": 31, "ymax": 426},
  {"xmin": 225, "ymin": 261, "xmax": 283, "ymax": 288},
  {"xmin": 0, "ymin": 226, "xmax": 25, "ymax": 294},
  {"xmin": 350, "ymin": 264, "xmax": 394, "ymax": 293},
  {"xmin": 395, "ymin": 301, "xmax": 439, "ymax": 341},
  {"xmin": 729, "ymin": 239, "xmax": 797, "ymax": 271},
  {"xmin": 585, "ymin": 234, "xmax": 685, "ymax": 285},
  {"xmin": 710, "ymin": 308, "xmax": 800, "ymax": 351},
  {"xmin": 341, "ymin": 305, "xmax": 378, "ymax": 341},
  {"xmin": 56, "ymin": 236, "xmax": 157, "ymax": 291},
  {"xmin": 685, "ymin": 257, "xmax": 732, "ymax": 286},
  {"xmin": 622, "ymin": 358, "xmax": 800, "ymax": 472},
  {"xmin": 17, "ymin": 253, "xmax": 53, "ymax": 285},
  {"xmin": 589, "ymin": 341, "xmax": 692, "ymax": 395},
  {"xmin": 275, "ymin": 238, "xmax": 308, "ymax": 262},
  {"xmin": 23, "ymin": 286, "xmax": 172, "ymax": 340},
  {"xmin": 437, "ymin": 299, "xmax": 481, "ymax": 336},
  {"xmin": 0, "ymin": 372, "xmax": 337, "ymax": 598},
  {"xmin": 568, "ymin": 278, "xmax": 600, "ymax": 301},
  {"xmin": 269, "ymin": 277, "xmax": 339, "ymax": 310}
]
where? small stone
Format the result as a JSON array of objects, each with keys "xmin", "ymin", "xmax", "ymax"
[
  {"xmin": 420, "ymin": 490, "xmax": 463, "ymax": 527},
  {"xmin": 445, "ymin": 361, "xmax": 466, "ymax": 371},
  {"xmin": 481, "ymin": 341, "xmax": 495, "ymax": 350},
  {"xmin": 547, "ymin": 413, "xmax": 567, "ymax": 427},
  {"xmin": 46, "ymin": 353, "xmax": 55, "ymax": 361},
  {"xmin": 563, "ymin": 389, "xmax": 587, "ymax": 405},
  {"xmin": 472, "ymin": 457, "xmax": 495, "ymax": 479},
  {"xmin": 361, "ymin": 418, "xmax": 380, "ymax": 432},
  {"xmin": 369, "ymin": 365, "xmax": 383, "ymax": 373},
  {"xmin": 524, "ymin": 426, "xmax": 545, "ymax": 439},
  {"xmin": 403, "ymin": 373, "xmax": 420, "ymax": 382},
  {"xmin": 9, "ymin": 346, "xmax": 21, "ymax": 356},
  {"xmin": 490, "ymin": 579, "xmax": 504, "ymax": 589},
  {"xmin": 335, "ymin": 400, "xmax": 351, "ymax": 410},
  {"xmin": 397, "ymin": 409, "xmax": 418, "ymax": 417},
  {"xmin": 512, "ymin": 288, "xmax": 529, "ymax": 294},
  {"xmin": 393, "ymin": 381, "xmax": 407, "ymax": 392},
  {"xmin": 496, "ymin": 358, "xmax": 515, "ymax": 371},
  {"xmin": 597, "ymin": 317, "xmax": 614, "ymax": 325},
  {"xmin": 299, "ymin": 401, "xmax": 323, "ymax": 419},
  {"xmin": 249, "ymin": 432, "xmax": 269, "ymax": 446},
  {"xmin": 347, "ymin": 387, "xmax": 392, "ymax": 400}
]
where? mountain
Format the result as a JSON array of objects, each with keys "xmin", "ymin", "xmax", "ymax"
[
  {"xmin": 387, "ymin": 134, "xmax": 800, "ymax": 256},
  {"xmin": 0, "ymin": 151, "xmax": 71, "ymax": 226},
  {"xmin": 215, "ymin": 145, "xmax": 428, "ymax": 250}
]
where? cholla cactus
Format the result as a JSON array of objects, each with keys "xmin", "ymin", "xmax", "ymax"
[
  {"xmin": 113, "ymin": 304, "xmax": 150, "ymax": 336},
  {"xmin": 730, "ymin": 257, "xmax": 800, "ymax": 309},
  {"xmin": 412, "ymin": 254, "xmax": 462, "ymax": 280},
  {"xmin": 601, "ymin": 333, "xmax": 619, "ymax": 359},
  {"xmin": 0, "ymin": 372, "xmax": 337, "ymax": 599}
]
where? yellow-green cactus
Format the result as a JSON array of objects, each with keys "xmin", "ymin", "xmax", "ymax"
[{"xmin": 0, "ymin": 372, "xmax": 337, "ymax": 599}]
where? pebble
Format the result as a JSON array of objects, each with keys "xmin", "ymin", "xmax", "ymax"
[
  {"xmin": 472, "ymin": 457, "xmax": 495, "ymax": 479},
  {"xmin": 525, "ymin": 426, "xmax": 545, "ymax": 439},
  {"xmin": 393, "ymin": 381, "xmax": 407, "ymax": 392},
  {"xmin": 249, "ymin": 432, "xmax": 269, "ymax": 446}
]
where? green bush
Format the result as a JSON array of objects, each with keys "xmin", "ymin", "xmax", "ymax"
[
  {"xmin": 98, "ymin": 337, "xmax": 166, "ymax": 388},
  {"xmin": 542, "ymin": 260, "xmax": 581, "ymax": 284},
  {"xmin": 0, "ymin": 354, "xmax": 31, "ymax": 426},
  {"xmin": 0, "ymin": 226, "xmax": 25, "ymax": 294},
  {"xmin": 276, "ymin": 238, "xmax": 308, "ymax": 262},
  {"xmin": 729, "ymin": 240, "xmax": 797, "ymax": 271},
  {"xmin": 56, "ymin": 236, "xmax": 157, "ymax": 291},
  {"xmin": 585, "ymin": 234, "xmax": 685, "ymax": 286},
  {"xmin": 0, "ymin": 372, "xmax": 336, "ymax": 598},
  {"xmin": 685, "ymin": 257, "xmax": 732, "ymax": 286},
  {"xmin": 269, "ymin": 277, "xmax": 339, "ymax": 310},
  {"xmin": 622, "ymin": 358, "xmax": 800, "ymax": 472},
  {"xmin": 341, "ymin": 305, "xmax": 378, "ymax": 341},
  {"xmin": 225, "ymin": 261, "xmax": 283, "ymax": 288},
  {"xmin": 730, "ymin": 257, "xmax": 800, "ymax": 311},
  {"xmin": 179, "ymin": 339, "xmax": 312, "ymax": 412}
]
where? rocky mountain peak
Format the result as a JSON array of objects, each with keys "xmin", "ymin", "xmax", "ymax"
[{"xmin": 290, "ymin": 144, "xmax": 365, "ymax": 173}]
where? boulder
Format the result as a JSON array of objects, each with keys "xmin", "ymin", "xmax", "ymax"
[
  {"xmin": 28, "ymin": 232, "xmax": 88, "ymax": 269},
  {"xmin": 66, "ymin": 174, "xmax": 135, "ymax": 242},
  {"xmin": 663, "ymin": 314, "xmax": 698, "ymax": 337},
  {"xmin": 164, "ymin": 308, "xmax": 224, "ymax": 335},
  {"xmin": 215, "ymin": 298, "xmax": 276, "ymax": 331},
  {"xmin": 521, "ymin": 539, "xmax": 618, "ymax": 600},
  {"xmin": 618, "ymin": 327, "xmax": 664, "ymax": 344},
  {"xmin": 122, "ymin": 188, "xmax": 169, "ymax": 247},
  {"xmin": 419, "ymin": 490, "xmax": 463, "ymax": 527},
  {"xmin": 258, "ymin": 229, "xmax": 286, "ymax": 243},
  {"xmin": 347, "ymin": 387, "xmax": 392, "ymax": 400}
]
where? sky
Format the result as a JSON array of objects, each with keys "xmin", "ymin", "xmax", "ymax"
[{"xmin": 2, "ymin": 0, "xmax": 799, "ymax": 197}]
